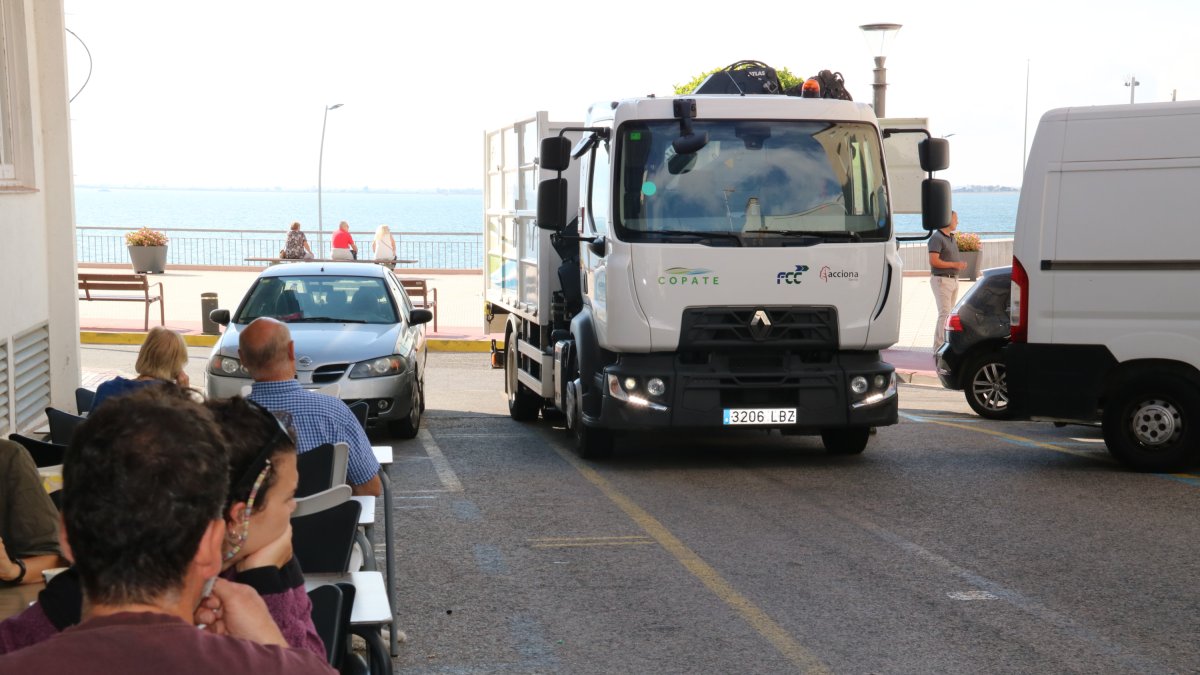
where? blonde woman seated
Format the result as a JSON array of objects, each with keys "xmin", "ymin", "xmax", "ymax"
[
  {"xmin": 90, "ymin": 326, "xmax": 191, "ymax": 410},
  {"xmin": 372, "ymin": 224, "xmax": 397, "ymax": 269}
]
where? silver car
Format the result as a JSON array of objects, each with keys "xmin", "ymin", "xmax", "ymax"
[{"xmin": 206, "ymin": 262, "xmax": 431, "ymax": 438}]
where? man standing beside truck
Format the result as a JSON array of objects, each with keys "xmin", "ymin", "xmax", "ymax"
[{"xmin": 928, "ymin": 210, "xmax": 967, "ymax": 350}]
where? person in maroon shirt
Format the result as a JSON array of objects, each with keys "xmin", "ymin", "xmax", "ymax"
[
  {"xmin": 330, "ymin": 221, "xmax": 357, "ymax": 261},
  {"xmin": 0, "ymin": 387, "xmax": 333, "ymax": 674}
]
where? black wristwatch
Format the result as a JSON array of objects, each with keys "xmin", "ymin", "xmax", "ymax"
[{"xmin": 0, "ymin": 557, "xmax": 26, "ymax": 586}]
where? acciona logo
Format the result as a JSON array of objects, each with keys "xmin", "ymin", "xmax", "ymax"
[{"xmin": 819, "ymin": 266, "xmax": 860, "ymax": 282}]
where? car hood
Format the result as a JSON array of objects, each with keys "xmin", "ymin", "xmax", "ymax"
[{"xmin": 217, "ymin": 322, "xmax": 402, "ymax": 370}]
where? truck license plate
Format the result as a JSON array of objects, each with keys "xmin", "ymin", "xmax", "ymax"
[{"xmin": 723, "ymin": 408, "xmax": 797, "ymax": 425}]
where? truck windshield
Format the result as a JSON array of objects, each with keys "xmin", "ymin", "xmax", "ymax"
[{"xmin": 614, "ymin": 120, "xmax": 888, "ymax": 242}]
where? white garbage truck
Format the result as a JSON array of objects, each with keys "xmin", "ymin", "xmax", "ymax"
[{"xmin": 484, "ymin": 82, "xmax": 950, "ymax": 458}]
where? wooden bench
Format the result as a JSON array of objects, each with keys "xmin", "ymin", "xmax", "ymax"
[
  {"xmin": 78, "ymin": 273, "xmax": 165, "ymax": 331},
  {"xmin": 399, "ymin": 278, "xmax": 437, "ymax": 332}
]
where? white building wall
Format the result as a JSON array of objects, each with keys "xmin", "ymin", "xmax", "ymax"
[{"xmin": 0, "ymin": 0, "xmax": 78, "ymax": 435}]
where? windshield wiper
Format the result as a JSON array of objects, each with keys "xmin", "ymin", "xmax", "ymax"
[
  {"xmin": 643, "ymin": 230, "xmax": 744, "ymax": 246},
  {"xmin": 775, "ymin": 230, "xmax": 862, "ymax": 242},
  {"xmin": 286, "ymin": 316, "xmax": 368, "ymax": 323}
]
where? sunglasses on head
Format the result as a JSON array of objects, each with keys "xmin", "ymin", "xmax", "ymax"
[{"xmin": 231, "ymin": 399, "xmax": 294, "ymax": 495}]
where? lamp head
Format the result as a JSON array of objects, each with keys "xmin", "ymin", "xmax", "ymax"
[
  {"xmin": 859, "ymin": 23, "xmax": 903, "ymax": 58},
  {"xmin": 327, "ymin": 103, "xmax": 344, "ymax": 111}
]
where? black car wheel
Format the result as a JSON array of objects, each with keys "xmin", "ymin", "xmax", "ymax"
[
  {"xmin": 1102, "ymin": 375, "xmax": 1199, "ymax": 472},
  {"xmin": 964, "ymin": 351, "xmax": 1012, "ymax": 420},
  {"xmin": 389, "ymin": 378, "xmax": 423, "ymax": 439}
]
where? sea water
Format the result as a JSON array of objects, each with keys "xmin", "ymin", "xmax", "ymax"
[{"xmin": 76, "ymin": 187, "xmax": 1019, "ymax": 236}]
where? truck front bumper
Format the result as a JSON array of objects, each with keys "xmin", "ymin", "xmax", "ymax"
[{"xmin": 592, "ymin": 351, "xmax": 897, "ymax": 431}]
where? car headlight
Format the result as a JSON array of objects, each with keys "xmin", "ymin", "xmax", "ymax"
[
  {"xmin": 209, "ymin": 355, "xmax": 251, "ymax": 378},
  {"xmin": 349, "ymin": 355, "xmax": 406, "ymax": 379}
]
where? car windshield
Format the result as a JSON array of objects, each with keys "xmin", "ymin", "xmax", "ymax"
[
  {"xmin": 235, "ymin": 275, "xmax": 396, "ymax": 324},
  {"xmin": 615, "ymin": 120, "xmax": 888, "ymax": 242}
]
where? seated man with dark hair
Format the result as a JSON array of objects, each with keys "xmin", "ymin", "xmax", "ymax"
[{"xmin": 0, "ymin": 387, "xmax": 332, "ymax": 674}]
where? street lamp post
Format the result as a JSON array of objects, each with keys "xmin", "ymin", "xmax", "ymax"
[
  {"xmin": 317, "ymin": 103, "xmax": 344, "ymax": 258},
  {"xmin": 1125, "ymin": 76, "xmax": 1140, "ymax": 104},
  {"xmin": 860, "ymin": 23, "xmax": 903, "ymax": 118}
]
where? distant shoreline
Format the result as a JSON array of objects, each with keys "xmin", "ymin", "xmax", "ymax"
[{"xmin": 76, "ymin": 184, "xmax": 481, "ymax": 196}]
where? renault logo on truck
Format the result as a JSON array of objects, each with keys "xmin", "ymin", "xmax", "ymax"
[{"xmin": 749, "ymin": 310, "xmax": 772, "ymax": 340}]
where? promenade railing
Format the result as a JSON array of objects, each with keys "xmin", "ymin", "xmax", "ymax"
[
  {"xmin": 76, "ymin": 227, "xmax": 482, "ymax": 270},
  {"xmin": 77, "ymin": 227, "xmax": 1013, "ymax": 273}
]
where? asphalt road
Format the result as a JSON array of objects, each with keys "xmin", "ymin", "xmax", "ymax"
[{"xmin": 82, "ymin": 348, "xmax": 1200, "ymax": 674}]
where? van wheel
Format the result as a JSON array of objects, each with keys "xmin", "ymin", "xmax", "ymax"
[
  {"xmin": 821, "ymin": 427, "xmax": 870, "ymax": 455},
  {"xmin": 1102, "ymin": 375, "xmax": 1200, "ymax": 472},
  {"xmin": 964, "ymin": 351, "xmax": 1012, "ymax": 420},
  {"xmin": 506, "ymin": 330, "xmax": 541, "ymax": 422}
]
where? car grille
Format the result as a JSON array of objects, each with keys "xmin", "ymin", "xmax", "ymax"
[
  {"xmin": 312, "ymin": 363, "xmax": 350, "ymax": 384},
  {"xmin": 678, "ymin": 306, "xmax": 838, "ymax": 350}
]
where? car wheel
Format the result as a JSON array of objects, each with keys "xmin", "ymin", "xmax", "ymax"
[
  {"xmin": 388, "ymin": 378, "xmax": 422, "ymax": 440},
  {"xmin": 820, "ymin": 427, "xmax": 870, "ymax": 455},
  {"xmin": 964, "ymin": 351, "xmax": 1012, "ymax": 420},
  {"xmin": 1102, "ymin": 375, "xmax": 1200, "ymax": 472},
  {"xmin": 505, "ymin": 330, "xmax": 541, "ymax": 422}
]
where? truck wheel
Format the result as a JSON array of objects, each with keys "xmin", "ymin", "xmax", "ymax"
[
  {"xmin": 963, "ymin": 351, "xmax": 1012, "ymax": 420},
  {"xmin": 389, "ymin": 379, "xmax": 423, "ymax": 439},
  {"xmin": 566, "ymin": 355, "xmax": 612, "ymax": 459},
  {"xmin": 821, "ymin": 427, "xmax": 870, "ymax": 455},
  {"xmin": 506, "ymin": 331, "xmax": 541, "ymax": 422},
  {"xmin": 1102, "ymin": 375, "xmax": 1200, "ymax": 472}
]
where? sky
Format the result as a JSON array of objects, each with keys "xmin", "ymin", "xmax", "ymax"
[{"xmin": 63, "ymin": 0, "xmax": 1200, "ymax": 191}]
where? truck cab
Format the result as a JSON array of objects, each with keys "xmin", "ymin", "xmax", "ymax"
[{"xmin": 488, "ymin": 92, "xmax": 949, "ymax": 458}]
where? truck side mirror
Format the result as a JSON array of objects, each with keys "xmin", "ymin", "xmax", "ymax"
[
  {"xmin": 540, "ymin": 137, "xmax": 572, "ymax": 172},
  {"xmin": 918, "ymin": 138, "xmax": 950, "ymax": 172},
  {"xmin": 536, "ymin": 178, "xmax": 567, "ymax": 231},
  {"xmin": 921, "ymin": 179, "xmax": 952, "ymax": 230}
]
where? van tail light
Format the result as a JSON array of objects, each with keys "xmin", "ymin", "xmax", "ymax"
[
  {"xmin": 946, "ymin": 314, "xmax": 963, "ymax": 332},
  {"xmin": 1010, "ymin": 256, "xmax": 1029, "ymax": 343}
]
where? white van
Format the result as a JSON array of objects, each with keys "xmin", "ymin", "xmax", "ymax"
[{"xmin": 1005, "ymin": 101, "xmax": 1200, "ymax": 471}]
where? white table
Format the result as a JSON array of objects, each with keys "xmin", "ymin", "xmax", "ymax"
[
  {"xmin": 370, "ymin": 445, "xmax": 398, "ymax": 657},
  {"xmin": 305, "ymin": 571, "xmax": 392, "ymax": 674}
]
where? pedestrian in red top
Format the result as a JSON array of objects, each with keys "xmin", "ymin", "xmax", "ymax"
[{"xmin": 331, "ymin": 221, "xmax": 357, "ymax": 261}]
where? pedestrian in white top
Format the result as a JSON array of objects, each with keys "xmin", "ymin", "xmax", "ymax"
[{"xmin": 372, "ymin": 224, "xmax": 397, "ymax": 269}]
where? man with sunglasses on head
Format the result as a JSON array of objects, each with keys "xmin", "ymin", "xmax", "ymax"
[
  {"xmin": 238, "ymin": 318, "xmax": 382, "ymax": 496},
  {"xmin": 0, "ymin": 387, "xmax": 333, "ymax": 674}
]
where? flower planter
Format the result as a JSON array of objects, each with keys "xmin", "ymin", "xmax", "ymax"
[
  {"xmin": 128, "ymin": 245, "xmax": 168, "ymax": 274},
  {"xmin": 959, "ymin": 250, "xmax": 981, "ymax": 281}
]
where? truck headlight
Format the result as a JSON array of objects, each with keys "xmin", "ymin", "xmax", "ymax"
[
  {"xmin": 623, "ymin": 377, "xmax": 638, "ymax": 392},
  {"xmin": 349, "ymin": 355, "xmax": 405, "ymax": 379},
  {"xmin": 850, "ymin": 376, "xmax": 869, "ymax": 395},
  {"xmin": 646, "ymin": 378, "xmax": 666, "ymax": 397},
  {"xmin": 209, "ymin": 355, "xmax": 251, "ymax": 378}
]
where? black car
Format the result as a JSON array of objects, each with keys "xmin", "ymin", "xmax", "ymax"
[{"xmin": 935, "ymin": 266, "xmax": 1012, "ymax": 419}]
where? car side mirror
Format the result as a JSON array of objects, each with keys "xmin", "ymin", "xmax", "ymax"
[
  {"xmin": 210, "ymin": 308, "xmax": 230, "ymax": 326},
  {"xmin": 409, "ymin": 309, "xmax": 433, "ymax": 326}
]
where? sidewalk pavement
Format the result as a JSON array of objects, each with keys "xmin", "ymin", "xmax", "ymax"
[{"xmin": 77, "ymin": 265, "xmax": 963, "ymax": 386}]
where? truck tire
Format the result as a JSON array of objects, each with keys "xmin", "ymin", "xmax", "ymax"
[
  {"xmin": 566, "ymin": 353, "xmax": 612, "ymax": 459},
  {"xmin": 506, "ymin": 330, "xmax": 541, "ymax": 422},
  {"xmin": 963, "ymin": 350, "xmax": 1012, "ymax": 420},
  {"xmin": 1102, "ymin": 375, "xmax": 1200, "ymax": 472},
  {"xmin": 821, "ymin": 427, "xmax": 870, "ymax": 455}
]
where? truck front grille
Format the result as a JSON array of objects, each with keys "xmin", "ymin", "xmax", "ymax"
[{"xmin": 678, "ymin": 306, "xmax": 838, "ymax": 350}]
